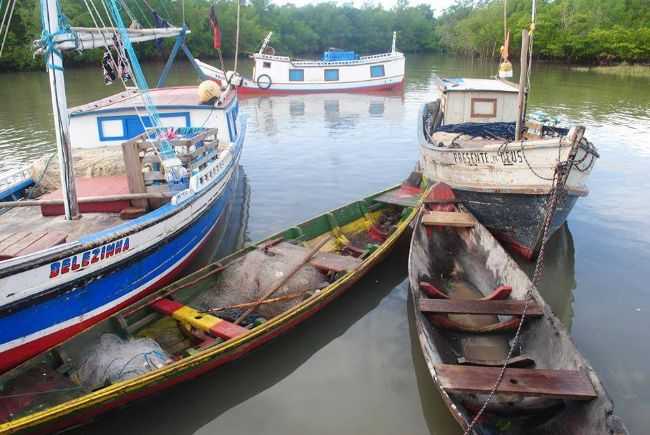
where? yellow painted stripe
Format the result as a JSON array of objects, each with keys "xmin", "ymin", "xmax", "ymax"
[{"xmin": 171, "ymin": 305, "xmax": 222, "ymax": 332}]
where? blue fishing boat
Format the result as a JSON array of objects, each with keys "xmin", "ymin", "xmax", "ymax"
[{"xmin": 0, "ymin": 0, "xmax": 245, "ymax": 372}]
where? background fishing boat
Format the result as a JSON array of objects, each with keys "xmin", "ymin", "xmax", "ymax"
[
  {"xmin": 0, "ymin": 181, "xmax": 423, "ymax": 433},
  {"xmin": 0, "ymin": 0, "xmax": 245, "ymax": 373},
  {"xmin": 197, "ymin": 31, "xmax": 405, "ymax": 94},
  {"xmin": 408, "ymin": 183, "xmax": 626, "ymax": 434}
]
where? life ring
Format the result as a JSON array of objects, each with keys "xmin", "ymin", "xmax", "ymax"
[{"xmin": 256, "ymin": 74, "xmax": 272, "ymax": 90}]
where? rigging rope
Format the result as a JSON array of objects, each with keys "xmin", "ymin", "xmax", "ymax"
[
  {"xmin": 0, "ymin": 0, "xmax": 17, "ymax": 58},
  {"xmin": 104, "ymin": 0, "xmax": 184, "ymax": 182}
]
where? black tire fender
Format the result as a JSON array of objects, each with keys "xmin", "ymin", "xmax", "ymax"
[{"xmin": 256, "ymin": 74, "xmax": 272, "ymax": 90}]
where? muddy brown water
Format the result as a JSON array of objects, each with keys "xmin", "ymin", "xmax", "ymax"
[{"xmin": 0, "ymin": 54, "xmax": 648, "ymax": 434}]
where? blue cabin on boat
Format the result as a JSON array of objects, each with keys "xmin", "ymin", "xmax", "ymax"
[{"xmin": 321, "ymin": 50, "xmax": 359, "ymax": 62}]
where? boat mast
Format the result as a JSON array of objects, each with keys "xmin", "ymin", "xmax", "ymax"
[
  {"xmin": 391, "ymin": 31, "xmax": 397, "ymax": 53},
  {"xmin": 515, "ymin": 0, "xmax": 535, "ymax": 141},
  {"xmin": 41, "ymin": 0, "xmax": 79, "ymax": 219}
]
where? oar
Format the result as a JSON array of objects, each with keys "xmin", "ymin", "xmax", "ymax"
[
  {"xmin": 204, "ymin": 289, "xmax": 311, "ymax": 313},
  {"xmin": 234, "ymin": 235, "xmax": 333, "ymax": 324}
]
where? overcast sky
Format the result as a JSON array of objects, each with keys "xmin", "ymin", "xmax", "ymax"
[{"xmin": 271, "ymin": 0, "xmax": 457, "ymax": 15}]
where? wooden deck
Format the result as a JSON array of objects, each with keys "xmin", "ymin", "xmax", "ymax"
[{"xmin": 0, "ymin": 206, "xmax": 122, "ymax": 247}]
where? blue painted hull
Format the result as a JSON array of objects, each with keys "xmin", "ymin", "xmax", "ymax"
[
  {"xmin": 454, "ymin": 189, "xmax": 579, "ymax": 260},
  {"xmin": 0, "ymin": 165, "xmax": 241, "ymax": 371}
]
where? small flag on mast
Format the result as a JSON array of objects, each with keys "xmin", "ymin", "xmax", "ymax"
[{"xmin": 209, "ymin": 4, "xmax": 222, "ymax": 49}]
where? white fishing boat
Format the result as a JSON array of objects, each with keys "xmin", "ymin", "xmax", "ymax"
[
  {"xmin": 0, "ymin": 1, "xmax": 245, "ymax": 373},
  {"xmin": 197, "ymin": 32, "xmax": 405, "ymax": 94},
  {"xmin": 417, "ymin": 12, "xmax": 599, "ymax": 260}
]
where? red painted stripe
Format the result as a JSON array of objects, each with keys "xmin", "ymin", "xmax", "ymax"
[
  {"xmin": 209, "ymin": 321, "xmax": 249, "ymax": 340},
  {"xmin": 234, "ymin": 80, "xmax": 404, "ymax": 96},
  {"xmin": 150, "ymin": 298, "xmax": 184, "ymax": 315}
]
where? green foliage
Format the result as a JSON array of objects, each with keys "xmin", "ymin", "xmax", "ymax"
[
  {"xmin": 437, "ymin": 0, "xmax": 650, "ymax": 64},
  {"xmin": 0, "ymin": 0, "xmax": 439, "ymax": 72},
  {"xmin": 2, "ymin": 0, "xmax": 646, "ymax": 72}
]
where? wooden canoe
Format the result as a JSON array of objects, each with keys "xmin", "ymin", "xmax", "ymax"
[
  {"xmin": 0, "ymin": 181, "xmax": 424, "ymax": 434},
  {"xmin": 408, "ymin": 182, "xmax": 627, "ymax": 435}
]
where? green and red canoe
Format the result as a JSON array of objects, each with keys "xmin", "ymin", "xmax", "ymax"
[{"xmin": 0, "ymin": 181, "xmax": 424, "ymax": 434}]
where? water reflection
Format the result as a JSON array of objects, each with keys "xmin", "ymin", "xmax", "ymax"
[
  {"xmin": 187, "ymin": 165, "xmax": 251, "ymax": 272},
  {"xmin": 244, "ymin": 92, "xmax": 405, "ymax": 138},
  {"xmin": 515, "ymin": 224, "xmax": 576, "ymax": 330}
]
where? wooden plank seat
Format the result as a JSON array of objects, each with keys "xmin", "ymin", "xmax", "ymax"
[
  {"xmin": 267, "ymin": 242, "xmax": 361, "ymax": 273},
  {"xmin": 434, "ymin": 364, "xmax": 598, "ymax": 400},
  {"xmin": 422, "ymin": 211, "xmax": 475, "ymax": 228},
  {"xmin": 457, "ymin": 354, "xmax": 536, "ymax": 368},
  {"xmin": 40, "ymin": 176, "xmax": 131, "ymax": 216},
  {"xmin": 419, "ymin": 298, "xmax": 543, "ymax": 317},
  {"xmin": 373, "ymin": 185, "xmax": 422, "ymax": 208},
  {"xmin": 0, "ymin": 231, "xmax": 67, "ymax": 260},
  {"xmin": 151, "ymin": 299, "xmax": 249, "ymax": 340}
]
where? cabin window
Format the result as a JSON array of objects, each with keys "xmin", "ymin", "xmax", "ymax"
[
  {"xmin": 263, "ymin": 61, "xmax": 271, "ymax": 68},
  {"xmin": 289, "ymin": 69, "xmax": 305, "ymax": 81},
  {"xmin": 470, "ymin": 98, "xmax": 497, "ymax": 118},
  {"xmin": 324, "ymin": 69, "xmax": 339, "ymax": 81},
  {"xmin": 370, "ymin": 65, "xmax": 385, "ymax": 78},
  {"xmin": 98, "ymin": 119, "xmax": 125, "ymax": 140}
]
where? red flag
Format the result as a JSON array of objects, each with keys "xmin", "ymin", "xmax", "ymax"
[{"xmin": 209, "ymin": 5, "xmax": 222, "ymax": 49}]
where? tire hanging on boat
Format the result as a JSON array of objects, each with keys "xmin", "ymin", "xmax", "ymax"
[{"xmin": 256, "ymin": 74, "xmax": 272, "ymax": 90}]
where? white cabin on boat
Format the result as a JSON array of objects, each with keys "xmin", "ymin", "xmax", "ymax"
[
  {"xmin": 434, "ymin": 77, "xmax": 519, "ymax": 124},
  {"xmin": 68, "ymin": 87, "xmax": 239, "ymax": 149}
]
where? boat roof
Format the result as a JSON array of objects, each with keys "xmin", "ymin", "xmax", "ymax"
[
  {"xmin": 69, "ymin": 86, "xmax": 235, "ymax": 116},
  {"xmin": 436, "ymin": 77, "xmax": 518, "ymax": 93},
  {"xmin": 253, "ymin": 51, "xmax": 403, "ymax": 67}
]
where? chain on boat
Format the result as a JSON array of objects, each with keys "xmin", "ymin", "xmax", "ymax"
[{"xmin": 462, "ymin": 127, "xmax": 585, "ymax": 435}]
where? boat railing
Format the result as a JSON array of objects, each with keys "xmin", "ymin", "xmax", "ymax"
[{"xmin": 254, "ymin": 51, "xmax": 401, "ymax": 67}]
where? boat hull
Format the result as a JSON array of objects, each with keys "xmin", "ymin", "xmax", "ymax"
[
  {"xmin": 417, "ymin": 100, "xmax": 597, "ymax": 259},
  {"xmin": 0, "ymin": 186, "xmax": 419, "ymax": 434},
  {"xmin": 453, "ymin": 188, "xmax": 579, "ymax": 260},
  {"xmin": 407, "ymin": 189, "xmax": 626, "ymax": 435},
  {"xmin": 0, "ymin": 166, "xmax": 241, "ymax": 374},
  {"xmin": 234, "ymin": 77, "xmax": 404, "ymax": 95}
]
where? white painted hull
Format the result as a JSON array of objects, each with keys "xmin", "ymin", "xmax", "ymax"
[{"xmin": 417, "ymin": 106, "xmax": 596, "ymax": 195}]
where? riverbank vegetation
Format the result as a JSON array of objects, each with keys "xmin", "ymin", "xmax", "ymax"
[
  {"xmin": 439, "ymin": 0, "xmax": 650, "ymax": 64},
  {"xmin": 0, "ymin": 0, "xmax": 648, "ymax": 72}
]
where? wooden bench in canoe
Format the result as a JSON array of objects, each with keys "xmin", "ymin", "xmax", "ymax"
[
  {"xmin": 418, "ymin": 298, "xmax": 543, "ymax": 317},
  {"xmin": 435, "ymin": 364, "xmax": 598, "ymax": 400},
  {"xmin": 421, "ymin": 210, "xmax": 475, "ymax": 228},
  {"xmin": 150, "ymin": 299, "xmax": 249, "ymax": 340}
]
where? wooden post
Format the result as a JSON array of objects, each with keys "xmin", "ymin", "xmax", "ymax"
[
  {"xmin": 515, "ymin": 29, "xmax": 530, "ymax": 141},
  {"xmin": 121, "ymin": 139, "xmax": 148, "ymax": 210}
]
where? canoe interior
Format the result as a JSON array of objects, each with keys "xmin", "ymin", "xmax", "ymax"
[
  {"xmin": 0, "ymin": 184, "xmax": 420, "ymax": 431},
  {"xmin": 408, "ymin": 189, "xmax": 626, "ymax": 435}
]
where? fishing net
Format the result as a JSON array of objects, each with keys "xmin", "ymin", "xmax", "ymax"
[
  {"xmin": 29, "ymin": 147, "xmax": 126, "ymax": 192},
  {"xmin": 192, "ymin": 247, "xmax": 329, "ymax": 319},
  {"xmin": 75, "ymin": 334, "xmax": 170, "ymax": 389}
]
